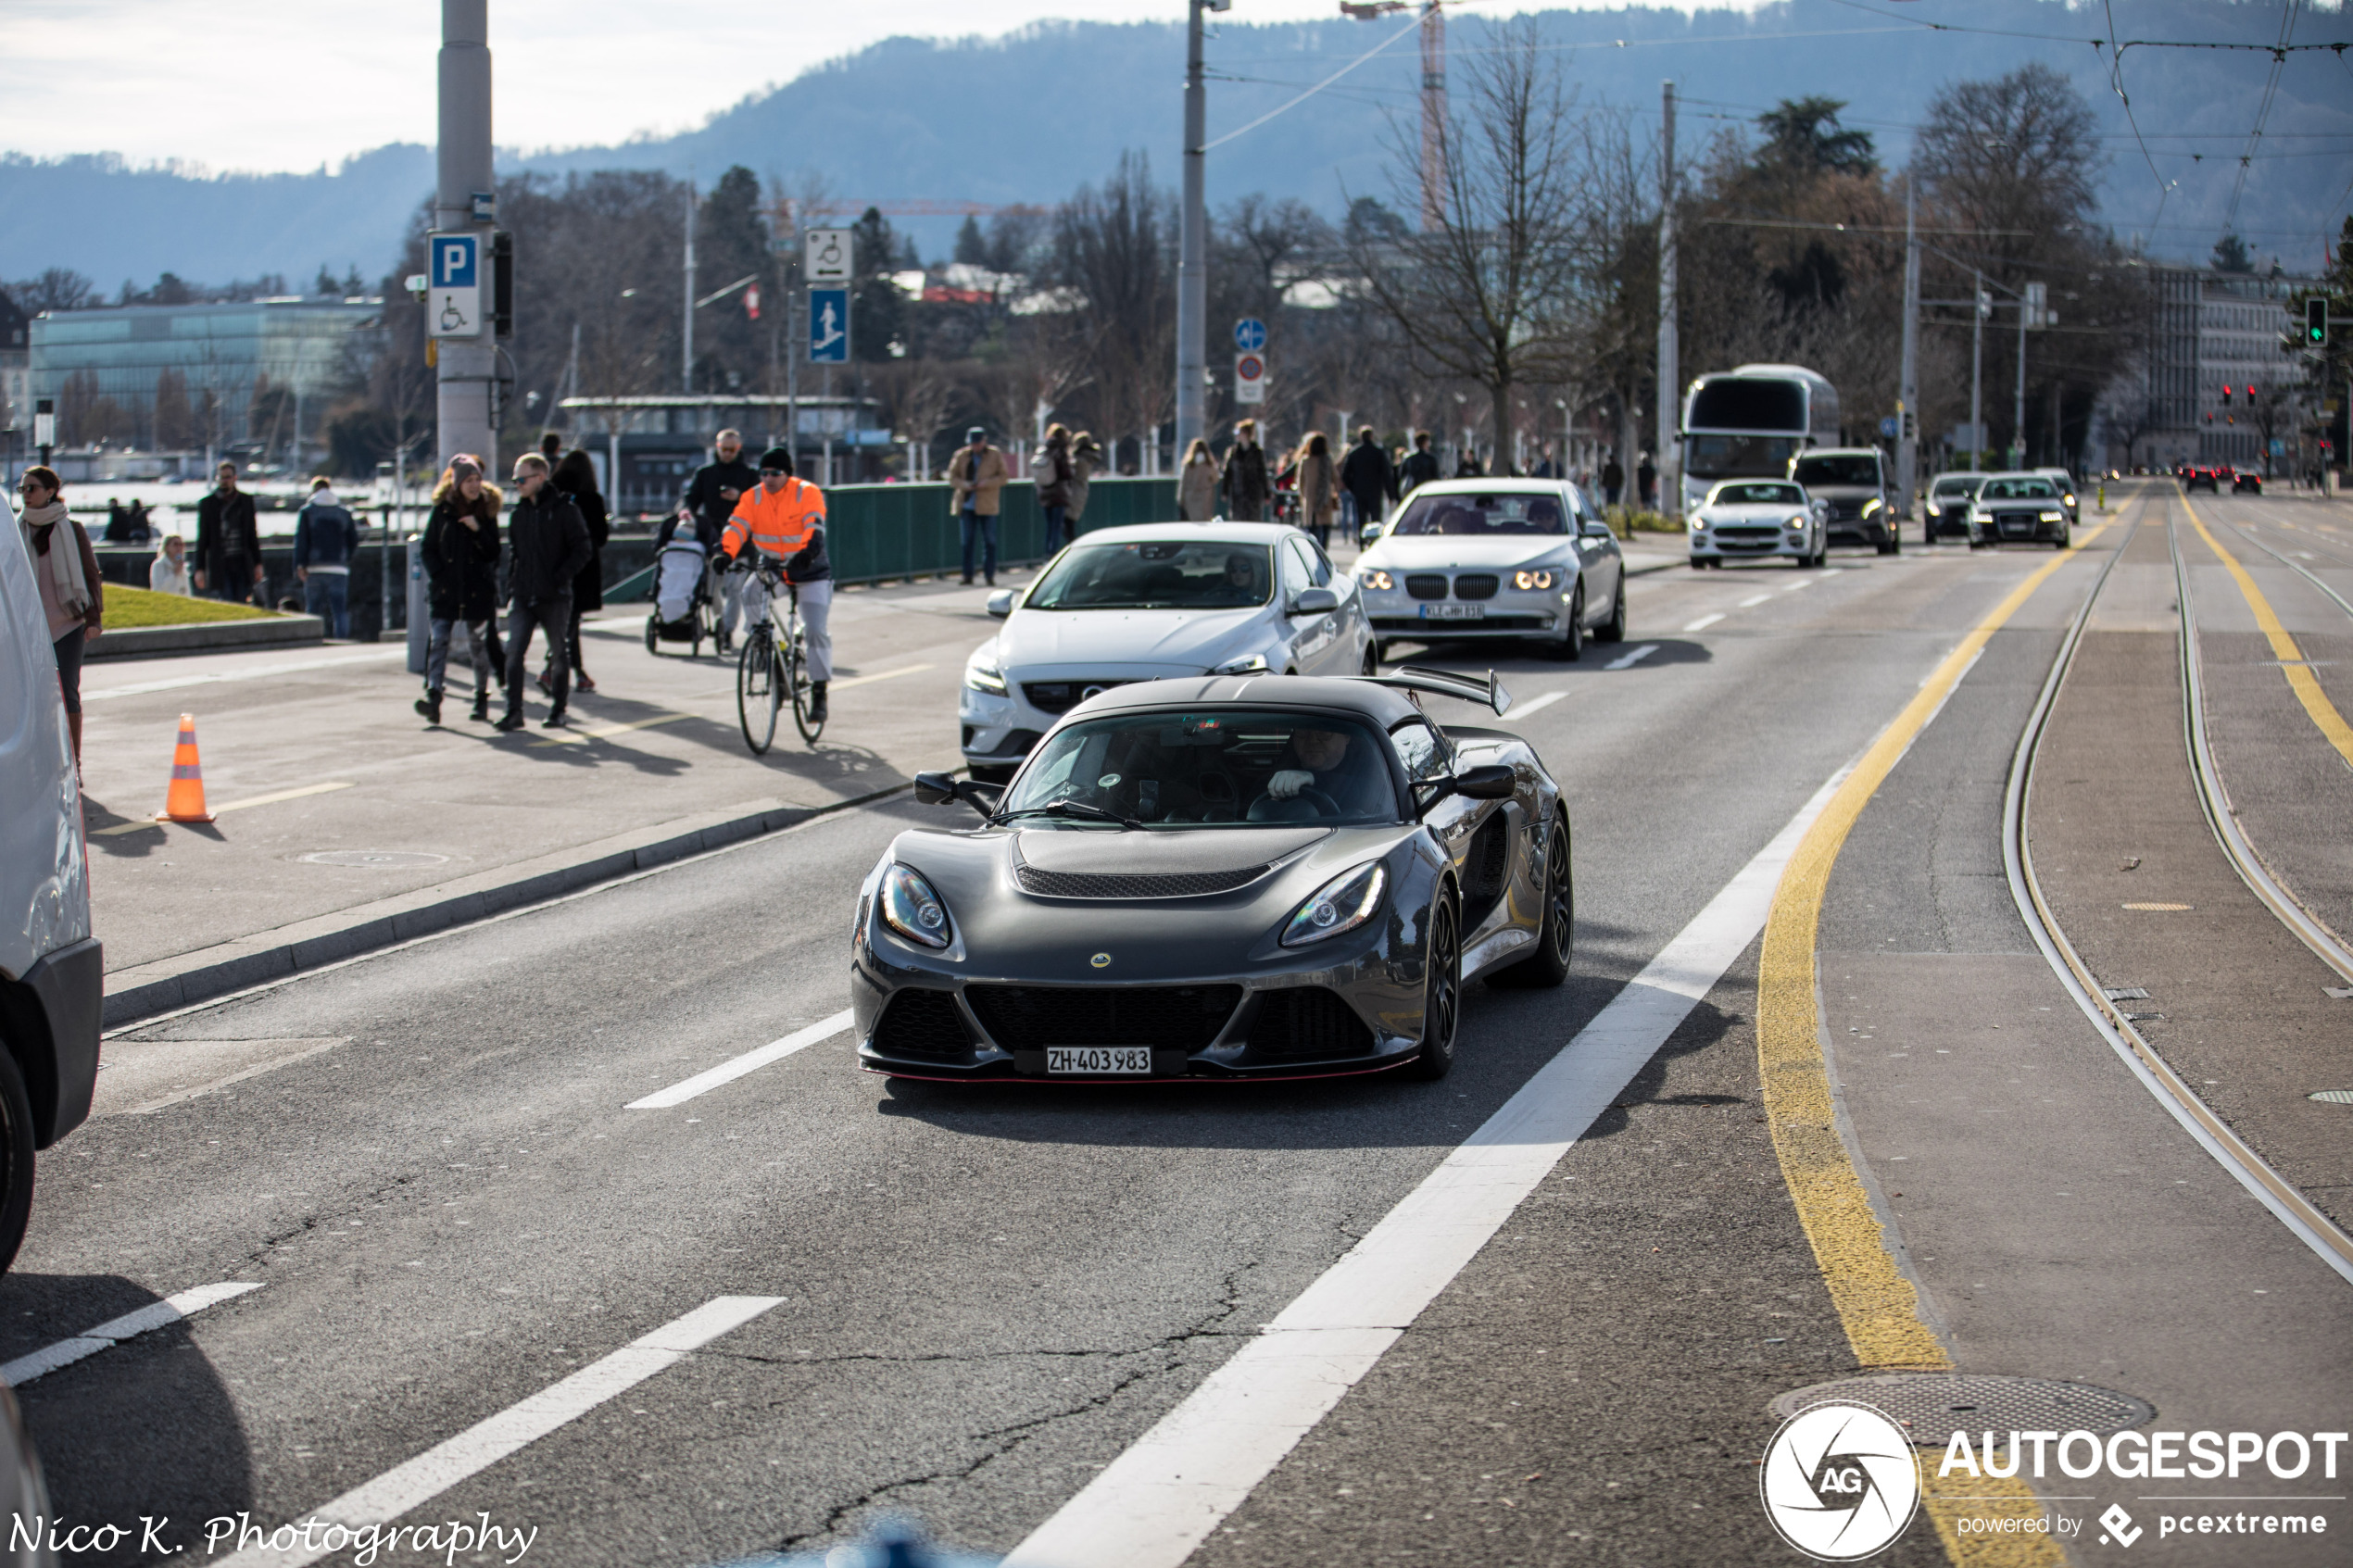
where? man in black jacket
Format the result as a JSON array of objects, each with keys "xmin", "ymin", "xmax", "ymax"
[
  {"xmin": 1219, "ymin": 419, "xmax": 1269, "ymax": 521},
  {"xmin": 497, "ymin": 455, "xmax": 593, "ymax": 731},
  {"xmin": 676, "ymin": 429, "xmax": 760, "ymax": 651},
  {"xmin": 1338, "ymin": 426, "xmax": 1395, "ymax": 534},
  {"xmin": 194, "ymin": 461, "xmax": 263, "ymax": 602},
  {"xmin": 1398, "ymin": 431, "xmax": 1441, "ymax": 496}
]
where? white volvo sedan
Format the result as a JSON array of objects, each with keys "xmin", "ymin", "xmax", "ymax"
[
  {"xmin": 1354, "ymin": 479, "xmax": 1625, "ymax": 661},
  {"xmin": 959, "ymin": 522, "xmax": 1373, "ymax": 782},
  {"xmin": 1685, "ymin": 478, "xmax": 1828, "ymax": 569}
]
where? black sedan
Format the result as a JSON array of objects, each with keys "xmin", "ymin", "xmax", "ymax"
[{"xmin": 850, "ymin": 670, "xmax": 1571, "ymax": 1082}]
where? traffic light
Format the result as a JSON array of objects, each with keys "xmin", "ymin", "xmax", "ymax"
[
  {"xmin": 2309, "ymin": 296, "xmax": 2330, "ymax": 347},
  {"xmin": 2221, "ymin": 386, "xmax": 2233, "ymax": 406}
]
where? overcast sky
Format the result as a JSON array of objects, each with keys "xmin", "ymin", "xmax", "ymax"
[{"xmin": 9, "ymin": 1, "xmax": 1604, "ymax": 174}]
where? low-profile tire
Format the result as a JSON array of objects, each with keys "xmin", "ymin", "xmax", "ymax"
[
  {"xmin": 1401, "ymin": 893, "xmax": 1461, "ymax": 1080},
  {"xmin": 1549, "ymin": 585, "xmax": 1584, "ymax": 661},
  {"xmin": 0, "ymin": 1048, "xmax": 37, "ymax": 1274},
  {"xmin": 1490, "ymin": 822, "xmax": 1572, "ymax": 989},
  {"xmin": 1594, "ymin": 579, "xmax": 1627, "ymax": 644}
]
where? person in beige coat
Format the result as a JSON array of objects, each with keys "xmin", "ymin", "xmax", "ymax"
[
  {"xmin": 1293, "ymin": 432, "xmax": 1338, "ymax": 548},
  {"xmin": 948, "ymin": 425, "xmax": 1011, "ymax": 584},
  {"xmin": 1067, "ymin": 432, "xmax": 1103, "ymax": 533},
  {"xmin": 1177, "ymin": 437, "xmax": 1219, "ymax": 521}
]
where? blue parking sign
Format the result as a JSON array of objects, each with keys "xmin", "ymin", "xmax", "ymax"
[
  {"xmin": 432, "ymin": 234, "xmax": 478, "ymax": 288},
  {"xmin": 809, "ymin": 288, "xmax": 849, "ymax": 363}
]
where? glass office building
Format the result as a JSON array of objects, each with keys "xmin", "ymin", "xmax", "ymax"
[{"xmin": 29, "ymin": 297, "xmax": 381, "ymax": 450}]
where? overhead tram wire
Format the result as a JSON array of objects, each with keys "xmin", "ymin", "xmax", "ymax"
[
  {"xmin": 1194, "ymin": 6, "xmax": 1425, "ymax": 156},
  {"xmin": 2225, "ymin": 0, "xmax": 2307, "ymax": 230},
  {"xmin": 2102, "ymin": 0, "xmax": 2172, "ymax": 241}
]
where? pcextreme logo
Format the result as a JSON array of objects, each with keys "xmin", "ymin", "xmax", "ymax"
[{"xmin": 1759, "ymin": 1400, "xmax": 1922, "ymax": 1562}]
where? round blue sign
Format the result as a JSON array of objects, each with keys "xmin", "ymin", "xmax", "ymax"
[{"xmin": 1233, "ymin": 318, "xmax": 1268, "ymax": 352}]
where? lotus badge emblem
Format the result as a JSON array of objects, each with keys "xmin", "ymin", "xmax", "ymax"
[{"xmin": 1090, "ymin": 952, "xmax": 1113, "ymax": 969}]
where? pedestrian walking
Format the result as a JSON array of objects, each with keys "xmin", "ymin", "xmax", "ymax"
[
  {"xmin": 1454, "ymin": 445, "xmax": 1484, "ymax": 479},
  {"xmin": 1339, "ymin": 425, "xmax": 1394, "ymax": 534},
  {"xmin": 16, "ymin": 466, "xmax": 101, "ymax": 774},
  {"xmin": 292, "ymin": 476, "xmax": 362, "ymax": 637},
  {"xmin": 948, "ymin": 426, "xmax": 1010, "ymax": 584},
  {"xmin": 549, "ymin": 447, "xmax": 610, "ymax": 695},
  {"xmin": 1037, "ymin": 423, "xmax": 1076, "ymax": 548},
  {"xmin": 195, "ymin": 460, "xmax": 262, "ymax": 603},
  {"xmin": 150, "ymin": 533, "xmax": 192, "ymax": 595},
  {"xmin": 105, "ymin": 498, "xmax": 132, "ymax": 542},
  {"xmin": 1220, "ymin": 419, "xmax": 1269, "ymax": 521},
  {"xmin": 1399, "ymin": 431, "xmax": 1441, "ymax": 495},
  {"xmin": 1637, "ymin": 451, "xmax": 1657, "ymax": 509},
  {"xmin": 128, "ymin": 498, "xmax": 152, "ymax": 540},
  {"xmin": 1177, "ymin": 438, "xmax": 1219, "ymax": 521},
  {"xmin": 539, "ymin": 432, "xmax": 563, "ymax": 468},
  {"xmin": 1293, "ymin": 432, "xmax": 1338, "ymax": 549},
  {"xmin": 417, "ymin": 455, "xmax": 505, "ymax": 726},
  {"xmin": 1601, "ymin": 450, "xmax": 1625, "ymax": 507},
  {"xmin": 497, "ymin": 454, "xmax": 591, "ymax": 732},
  {"xmin": 1068, "ymin": 432, "xmax": 1102, "ymax": 534},
  {"xmin": 677, "ymin": 429, "xmax": 758, "ymax": 650},
  {"xmin": 1530, "ymin": 443, "xmax": 1559, "ymax": 480},
  {"xmin": 718, "ymin": 447, "xmax": 833, "ymax": 721}
]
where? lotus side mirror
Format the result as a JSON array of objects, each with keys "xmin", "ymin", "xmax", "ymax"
[
  {"xmin": 1289, "ymin": 586, "xmax": 1340, "ymax": 616},
  {"xmin": 912, "ymin": 771, "xmax": 1002, "ymax": 815},
  {"xmin": 985, "ymin": 588, "xmax": 1015, "ymax": 619},
  {"xmin": 1416, "ymin": 762, "xmax": 1516, "ymax": 816}
]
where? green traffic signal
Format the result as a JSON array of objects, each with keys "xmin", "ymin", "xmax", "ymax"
[{"xmin": 2309, "ymin": 296, "xmax": 2330, "ymax": 346}]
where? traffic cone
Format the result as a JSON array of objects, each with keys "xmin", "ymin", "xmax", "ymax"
[{"xmin": 155, "ymin": 714, "xmax": 216, "ymax": 823}]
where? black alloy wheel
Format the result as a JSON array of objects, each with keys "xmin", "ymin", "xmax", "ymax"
[
  {"xmin": 1551, "ymin": 585, "xmax": 1584, "ymax": 661},
  {"xmin": 1491, "ymin": 822, "xmax": 1572, "ymax": 988},
  {"xmin": 0, "ymin": 1049, "xmax": 36, "ymax": 1273},
  {"xmin": 1403, "ymin": 893, "xmax": 1462, "ymax": 1080},
  {"xmin": 1595, "ymin": 580, "xmax": 1628, "ymax": 644}
]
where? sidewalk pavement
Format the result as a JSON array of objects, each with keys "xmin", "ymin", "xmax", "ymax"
[{"xmin": 80, "ymin": 569, "xmax": 1036, "ymax": 1024}]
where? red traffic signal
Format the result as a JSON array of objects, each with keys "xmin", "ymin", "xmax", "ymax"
[{"xmin": 2221, "ymin": 386, "xmax": 2234, "ymax": 405}]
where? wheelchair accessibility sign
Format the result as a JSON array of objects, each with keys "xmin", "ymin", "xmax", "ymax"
[{"xmin": 428, "ymin": 232, "xmax": 482, "ymax": 338}]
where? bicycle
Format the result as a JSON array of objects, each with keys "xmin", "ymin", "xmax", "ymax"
[{"xmin": 733, "ymin": 555, "xmax": 824, "ymax": 753}]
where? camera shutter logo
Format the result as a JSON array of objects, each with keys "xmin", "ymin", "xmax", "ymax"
[{"xmin": 1758, "ymin": 1400, "xmax": 1921, "ymax": 1561}]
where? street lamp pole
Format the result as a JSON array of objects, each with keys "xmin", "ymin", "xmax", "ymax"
[
  {"xmin": 434, "ymin": 0, "xmax": 496, "ymax": 473},
  {"xmin": 1175, "ymin": 0, "xmax": 1218, "ymax": 459}
]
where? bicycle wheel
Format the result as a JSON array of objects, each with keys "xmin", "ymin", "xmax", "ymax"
[
  {"xmin": 737, "ymin": 626, "xmax": 779, "ymax": 754},
  {"xmin": 787, "ymin": 633, "xmax": 824, "ymax": 744}
]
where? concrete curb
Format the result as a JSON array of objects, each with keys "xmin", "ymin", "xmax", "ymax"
[
  {"xmin": 87, "ymin": 615, "xmax": 325, "ymax": 661},
  {"xmin": 101, "ymin": 780, "xmax": 920, "ymax": 1027}
]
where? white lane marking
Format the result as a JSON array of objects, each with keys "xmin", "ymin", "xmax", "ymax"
[
  {"xmin": 1782, "ymin": 578, "xmax": 1816, "ymax": 592},
  {"xmin": 83, "ymin": 647, "xmax": 410, "ymax": 702},
  {"xmin": 832, "ymin": 661, "xmax": 936, "ymax": 691},
  {"xmin": 1002, "ymin": 763, "xmax": 1852, "ymax": 1568},
  {"xmin": 2, "ymin": 1281, "xmax": 263, "ymax": 1386},
  {"xmin": 1738, "ymin": 593, "xmax": 1772, "ymax": 608},
  {"xmin": 213, "ymin": 1295, "xmax": 783, "ymax": 1568},
  {"xmin": 1603, "ymin": 643, "xmax": 1659, "ymax": 671},
  {"xmin": 627, "ymin": 1010, "xmax": 856, "ymax": 1109},
  {"xmin": 94, "ymin": 780, "xmax": 355, "ymax": 834},
  {"xmin": 1504, "ymin": 690, "xmax": 1568, "ymax": 721},
  {"xmin": 1680, "ymin": 613, "xmax": 1725, "ymax": 633}
]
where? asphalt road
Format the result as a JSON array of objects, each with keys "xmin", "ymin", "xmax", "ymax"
[{"xmin": 13, "ymin": 495, "xmax": 2351, "ymax": 1567}]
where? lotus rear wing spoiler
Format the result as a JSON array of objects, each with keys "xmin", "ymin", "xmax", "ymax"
[{"xmin": 1358, "ymin": 665, "xmax": 1512, "ymax": 716}]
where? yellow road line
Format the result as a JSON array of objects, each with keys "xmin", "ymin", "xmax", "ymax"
[
  {"xmin": 2178, "ymin": 493, "xmax": 2353, "ymax": 770},
  {"xmin": 1759, "ymin": 526, "xmax": 2108, "ymax": 1565},
  {"xmin": 96, "ymin": 780, "xmax": 355, "ymax": 835}
]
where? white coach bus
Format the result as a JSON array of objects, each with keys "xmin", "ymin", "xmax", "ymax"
[{"xmin": 1679, "ymin": 364, "xmax": 1840, "ymax": 515}]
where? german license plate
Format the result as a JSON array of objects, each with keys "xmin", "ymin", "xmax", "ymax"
[
  {"xmin": 1421, "ymin": 603, "xmax": 1483, "ymax": 621},
  {"xmin": 1046, "ymin": 1046, "xmax": 1152, "ymax": 1075}
]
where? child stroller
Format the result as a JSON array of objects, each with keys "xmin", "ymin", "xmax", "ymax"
[{"xmin": 644, "ymin": 533, "xmax": 721, "ymax": 658}]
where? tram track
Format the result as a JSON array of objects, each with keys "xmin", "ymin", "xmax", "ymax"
[{"xmin": 2001, "ymin": 486, "xmax": 2353, "ymax": 1284}]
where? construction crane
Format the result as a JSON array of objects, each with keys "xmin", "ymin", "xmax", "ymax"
[{"xmin": 1341, "ymin": 0, "xmax": 1444, "ymax": 230}]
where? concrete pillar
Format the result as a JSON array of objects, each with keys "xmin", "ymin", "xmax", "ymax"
[{"xmin": 436, "ymin": 1, "xmax": 497, "ymax": 475}]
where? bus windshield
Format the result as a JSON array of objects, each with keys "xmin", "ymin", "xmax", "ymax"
[{"xmin": 1684, "ymin": 433, "xmax": 1800, "ymax": 480}]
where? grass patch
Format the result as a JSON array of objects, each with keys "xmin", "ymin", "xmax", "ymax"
[{"xmin": 103, "ymin": 585, "xmax": 284, "ymax": 630}]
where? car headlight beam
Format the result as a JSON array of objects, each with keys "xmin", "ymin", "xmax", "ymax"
[
  {"xmin": 1212, "ymin": 653, "xmax": 1272, "ymax": 675},
  {"xmin": 1512, "ymin": 568, "xmax": 1556, "ymax": 591},
  {"xmin": 1361, "ymin": 569, "xmax": 1394, "ymax": 591},
  {"xmin": 1280, "ymin": 861, "xmax": 1388, "ymax": 947},
  {"xmin": 963, "ymin": 648, "xmax": 1007, "ymax": 695},
  {"xmin": 881, "ymin": 863, "xmax": 953, "ymax": 948},
  {"xmin": 2039, "ymin": 510, "xmax": 2063, "ymax": 523}
]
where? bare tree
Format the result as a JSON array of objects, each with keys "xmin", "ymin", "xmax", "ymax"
[{"xmin": 1346, "ymin": 19, "xmax": 1587, "ymax": 467}]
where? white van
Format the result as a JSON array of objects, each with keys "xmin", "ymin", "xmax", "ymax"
[{"xmin": 0, "ymin": 512, "xmax": 103, "ymax": 1272}]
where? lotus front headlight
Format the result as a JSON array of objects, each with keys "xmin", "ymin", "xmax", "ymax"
[
  {"xmin": 963, "ymin": 647, "xmax": 1008, "ymax": 695},
  {"xmin": 1280, "ymin": 861, "xmax": 1388, "ymax": 947},
  {"xmin": 1512, "ymin": 569, "xmax": 1556, "ymax": 591},
  {"xmin": 881, "ymin": 863, "xmax": 952, "ymax": 948},
  {"xmin": 1361, "ymin": 569, "xmax": 1394, "ymax": 592}
]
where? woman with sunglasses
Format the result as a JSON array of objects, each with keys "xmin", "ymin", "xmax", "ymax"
[{"xmin": 15, "ymin": 466, "xmax": 103, "ymax": 773}]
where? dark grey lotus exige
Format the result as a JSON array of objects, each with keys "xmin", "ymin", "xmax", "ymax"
[{"xmin": 850, "ymin": 668, "xmax": 1570, "ymax": 1082}]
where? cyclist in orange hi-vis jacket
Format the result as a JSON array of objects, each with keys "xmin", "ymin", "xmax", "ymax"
[{"xmin": 717, "ymin": 446, "xmax": 833, "ymax": 720}]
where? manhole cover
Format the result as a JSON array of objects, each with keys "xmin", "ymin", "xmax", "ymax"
[
  {"xmin": 2310, "ymin": 1089, "xmax": 2353, "ymax": 1105},
  {"xmin": 299, "ymin": 850, "xmax": 450, "ymax": 870},
  {"xmin": 1771, "ymin": 1376, "xmax": 2152, "ymax": 1449}
]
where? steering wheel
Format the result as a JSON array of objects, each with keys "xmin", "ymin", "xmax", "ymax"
[{"xmin": 1247, "ymin": 785, "xmax": 1340, "ymax": 822}]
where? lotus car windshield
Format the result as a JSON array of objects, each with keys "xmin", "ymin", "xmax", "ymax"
[
  {"xmin": 1390, "ymin": 492, "xmax": 1568, "ymax": 536},
  {"xmin": 1001, "ymin": 710, "xmax": 1399, "ymax": 826},
  {"xmin": 1026, "ymin": 540, "xmax": 1273, "ymax": 610},
  {"xmin": 1707, "ymin": 482, "xmax": 1804, "ymax": 507},
  {"xmin": 1979, "ymin": 478, "xmax": 2058, "ymax": 501}
]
